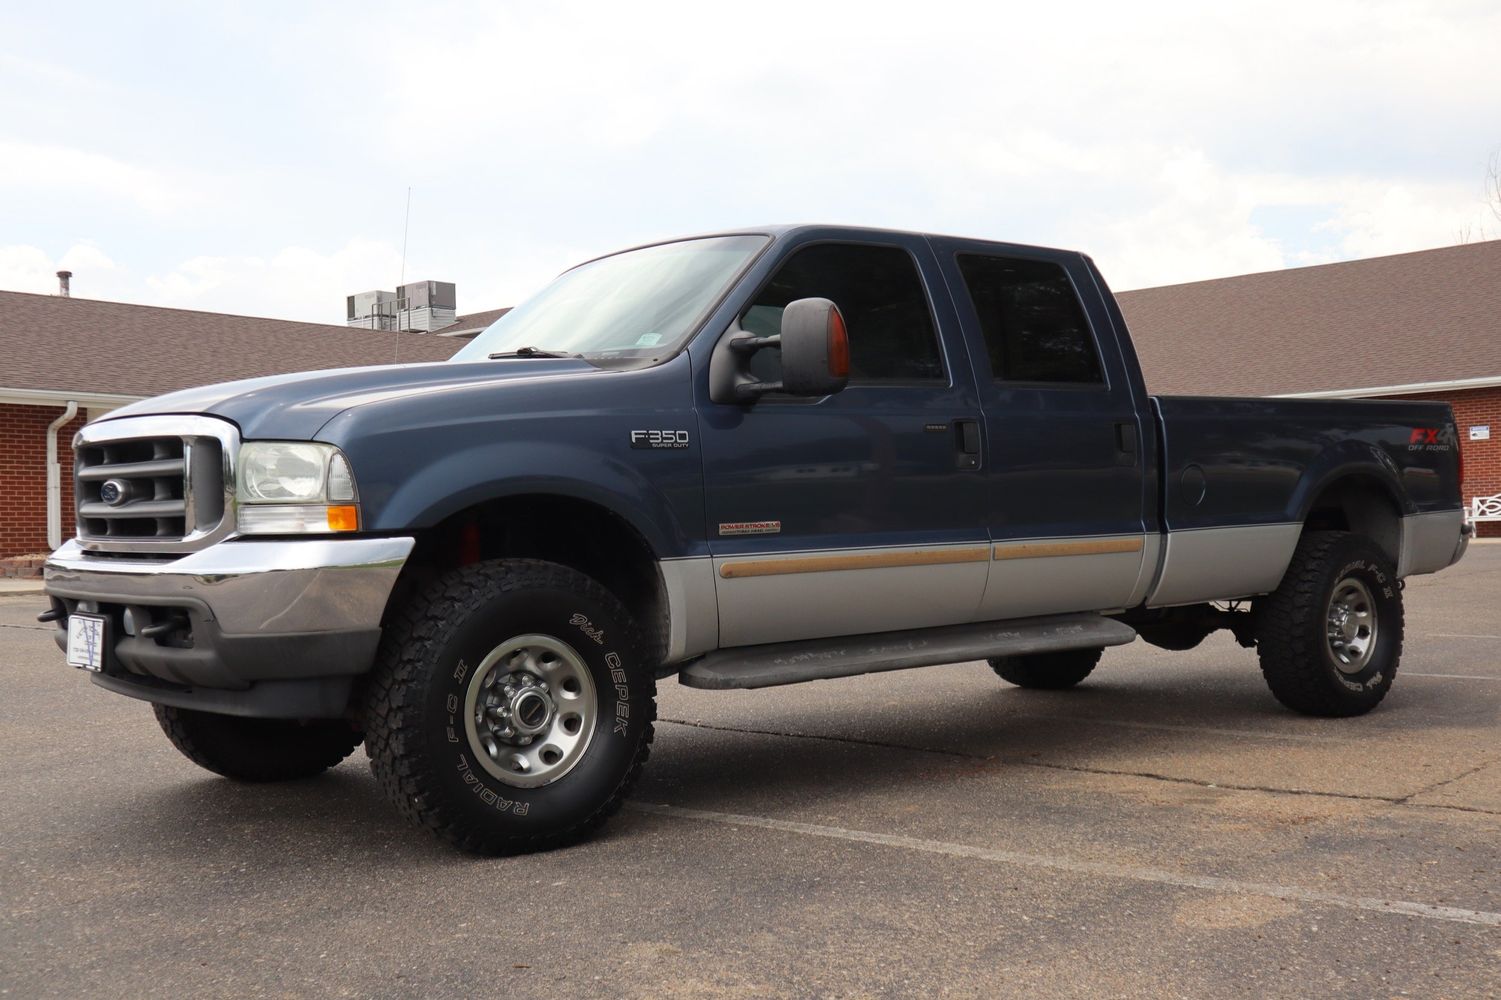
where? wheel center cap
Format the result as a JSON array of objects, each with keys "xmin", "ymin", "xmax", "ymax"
[{"xmin": 510, "ymin": 688, "xmax": 554, "ymax": 736}]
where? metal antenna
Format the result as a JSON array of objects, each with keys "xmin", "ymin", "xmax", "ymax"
[{"xmin": 394, "ymin": 186, "xmax": 412, "ymax": 364}]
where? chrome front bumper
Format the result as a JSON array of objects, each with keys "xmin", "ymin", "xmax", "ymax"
[{"xmin": 44, "ymin": 536, "xmax": 414, "ymax": 715}]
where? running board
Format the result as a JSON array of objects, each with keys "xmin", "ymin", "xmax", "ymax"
[{"xmin": 678, "ymin": 614, "xmax": 1138, "ymax": 690}]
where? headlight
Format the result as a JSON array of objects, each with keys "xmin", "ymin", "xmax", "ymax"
[{"xmin": 236, "ymin": 442, "xmax": 360, "ymax": 534}]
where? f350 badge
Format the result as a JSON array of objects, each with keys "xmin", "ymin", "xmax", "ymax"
[{"xmin": 630, "ymin": 429, "xmax": 690, "ymax": 450}]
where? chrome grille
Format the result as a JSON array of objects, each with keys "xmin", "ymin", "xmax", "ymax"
[
  {"xmin": 72, "ymin": 415, "xmax": 238, "ymax": 554},
  {"xmin": 77, "ymin": 437, "xmax": 189, "ymax": 538}
]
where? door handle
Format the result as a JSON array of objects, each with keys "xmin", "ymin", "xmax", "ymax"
[
  {"xmin": 954, "ymin": 419, "xmax": 981, "ymax": 471},
  {"xmin": 1114, "ymin": 421, "xmax": 1139, "ymax": 466}
]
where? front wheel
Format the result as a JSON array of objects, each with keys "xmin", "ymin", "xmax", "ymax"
[
  {"xmin": 363, "ymin": 559, "xmax": 655, "ymax": 854},
  {"xmin": 1255, "ymin": 531, "xmax": 1404, "ymax": 717}
]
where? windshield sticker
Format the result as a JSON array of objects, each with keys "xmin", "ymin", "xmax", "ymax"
[{"xmin": 634, "ymin": 332, "xmax": 663, "ymax": 346}]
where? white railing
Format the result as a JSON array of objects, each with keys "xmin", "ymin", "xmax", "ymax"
[{"xmin": 1473, "ymin": 494, "xmax": 1501, "ymax": 522}]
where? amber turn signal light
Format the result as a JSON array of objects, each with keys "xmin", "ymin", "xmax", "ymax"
[
  {"xmin": 326, "ymin": 505, "xmax": 360, "ymax": 532},
  {"xmin": 828, "ymin": 306, "xmax": 850, "ymax": 379}
]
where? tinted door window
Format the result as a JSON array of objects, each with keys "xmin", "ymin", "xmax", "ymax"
[
  {"xmin": 957, "ymin": 255, "xmax": 1104, "ymax": 384},
  {"xmin": 743, "ymin": 244, "xmax": 944, "ymax": 383}
]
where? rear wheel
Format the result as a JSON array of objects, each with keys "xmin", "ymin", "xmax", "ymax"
[
  {"xmin": 363, "ymin": 559, "xmax": 655, "ymax": 855},
  {"xmin": 153, "ymin": 706, "xmax": 362, "ymax": 782},
  {"xmin": 1255, "ymin": 531, "xmax": 1403, "ymax": 717},
  {"xmin": 989, "ymin": 647, "xmax": 1103, "ymax": 689}
]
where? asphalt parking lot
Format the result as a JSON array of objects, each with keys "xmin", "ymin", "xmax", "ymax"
[{"xmin": 3, "ymin": 545, "xmax": 1500, "ymax": 999}]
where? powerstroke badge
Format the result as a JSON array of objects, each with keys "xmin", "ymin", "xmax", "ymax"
[
  {"xmin": 719, "ymin": 520, "xmax": 781, "ymax": 536},
  {"xmin": 630, "ymin": 429, "xmax": 690, "ymax": 449}
]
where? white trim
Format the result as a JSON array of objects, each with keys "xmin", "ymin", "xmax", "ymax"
[
  {"xmin": 0, "ymin": 387, "xmax": 145, "ymax": 408},
  {"xmin": 46, "ymin": 400, "xmax": 78, "ymax": 551},
  {"xmin": 1274, "ymin": 375, "xmax": 1501, "ymax": 399}
]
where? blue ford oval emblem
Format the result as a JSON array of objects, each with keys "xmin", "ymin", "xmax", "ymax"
[{"xmin": 100, "ymin": 479, "xmax": 126, "ymax": 506}]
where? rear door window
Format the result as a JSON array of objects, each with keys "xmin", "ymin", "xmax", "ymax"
[{"xmin": 956, "ymin": 254, "xmax": 1104, "ymax": 385}]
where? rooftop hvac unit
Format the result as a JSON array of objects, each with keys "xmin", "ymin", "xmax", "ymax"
[
  {"xmin": 347, "ymin": 289, "xmax": 398, "ymax": 331},
  {"xmin": 395, "ymin": 279, "xmax": 457, "ymax": 332},
  {"xmin": 398, "ymin": 280, "xmax": 456, "ymax": 311}
]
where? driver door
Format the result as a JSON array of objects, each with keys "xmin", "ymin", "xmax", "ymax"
[{"xmin": 694, "ymin": 234, "xmax": 990, "ymax": 647}]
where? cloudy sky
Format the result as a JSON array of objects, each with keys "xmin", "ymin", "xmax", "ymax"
[{"xmin": 3, "ymin": 1, "xmax": 1498, "ymax": 323}]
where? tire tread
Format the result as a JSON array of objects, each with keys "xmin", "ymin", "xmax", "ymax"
[
  {"xmin": 363, "ymin": 559, "xmax": 655, "ymax": 854},
  {"xmin": 153, "ymin": 705, "xmax": 362, "ymax": 782},
  {"xmin": 1256, "ymin": 530, "xmax": 1403, "ymax": 717},
  {"xmin": 989, "ymin": 647, "xmax": 1103, "ymax": 689}
]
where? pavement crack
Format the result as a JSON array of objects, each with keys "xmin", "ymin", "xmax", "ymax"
[
  {"xmin": 660, "ymin": 717, "xmax": 988, "ymax": 762},
  {"xmin": 1398, "ymin": 755, "xmax": 1501, "ymax": 804},
  {"xmin": 0, "ymin": 623, "xmax": 49, "ymax": 632},
  {"xmin": 657, "ymin": 717, "xmax": 1494, "ymax": 811}
]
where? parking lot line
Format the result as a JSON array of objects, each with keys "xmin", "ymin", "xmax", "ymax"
[
  {"xmin": 1428, "ymin": 633, "xmax": 1501, "ymax": 640},
  {"xmin": 1403, "ymin": 672, "xmax": 1501, "ymax": 680},
  {"xmin": 630, "ymin": 802, "xmax": 1501, "ymax": 929},
  {"xmin": 1021, "ymin": 714, "xmax": 1349, "ymax": 742}
]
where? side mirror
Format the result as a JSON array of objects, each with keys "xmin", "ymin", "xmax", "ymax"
[{"xmin": 708, "ymin": 297, "xmax": 851, "ymax": 404}]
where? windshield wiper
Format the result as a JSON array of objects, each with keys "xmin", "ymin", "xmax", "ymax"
[{"xmin": 487, "ymin": 346, "xmax": 580, "ymax": 359}]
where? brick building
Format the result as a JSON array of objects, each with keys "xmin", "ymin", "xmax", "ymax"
[
  {"xmin": 1117, "ymin": 239, "xmax": 1501, "ymax": 537},
  {"xmin": 0, "ymin": 291, "xmax": 472, "ymax": 569},
  {"xmin": 2, "ymin": 237, "xmax": 1496, "ymax": 571}
]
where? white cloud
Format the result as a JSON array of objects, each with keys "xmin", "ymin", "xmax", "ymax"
[
  {"xmin": 143, "ymin": 239, "xmax": 406, "ymax": 321},
  {"xmin": 4, "ymin": 0, "xmax": 1500, "ymax": 315},
  {"xmin": 0, "ymin": 242, "xmax": 123, "ymax": 297},
  {"xmin": 1081, "ymin": 153, "xmax": 1495, "ymax": 289},
  {"xmin": 0, "ymin": 140, "xmax": 203, "ymax": 216},
  {"xmin": 343, "ymin": 0, "xmax": 1500, "ymax": 291}
]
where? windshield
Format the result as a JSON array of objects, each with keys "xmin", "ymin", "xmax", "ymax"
[{"xmin": 452, "ymin": 234, "xmax": 769, "ymax": 364}]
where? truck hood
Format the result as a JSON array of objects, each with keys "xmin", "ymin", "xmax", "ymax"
[{"xmin": 102, "ymin": 358, "xmax": 602, "ymax": 440}]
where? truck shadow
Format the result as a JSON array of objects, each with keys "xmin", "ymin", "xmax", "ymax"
[{"xmin": 101, "ymin": 657, "xmax": 1498, "ymax": 866}]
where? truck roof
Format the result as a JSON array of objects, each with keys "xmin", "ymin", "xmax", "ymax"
[{"xmin": 578, "ymin": 224, "xmax": 1084, "ymax": 269}]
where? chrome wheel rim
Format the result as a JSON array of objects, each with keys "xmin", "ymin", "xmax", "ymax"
[
  {"xmin": 1325, "ymin": 577, "xmax": 1378, "ymax": 674},
  {"xmin": 462, "ymin": 634, "xmax": 596, "ymax": 788}
]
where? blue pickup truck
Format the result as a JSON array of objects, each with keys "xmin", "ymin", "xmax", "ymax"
[{"xmin": 43, "ymin": 225, "xmax": 1471, "ymax": 853}]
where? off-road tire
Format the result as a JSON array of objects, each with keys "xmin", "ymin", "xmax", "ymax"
[
  {"xmin": 989, "ymin": 647, "xmax": 1104, "ymax": 689},
  {"xmin": 363, "ymin": 559, "xmax": 655, "ymax": 855},
  {"xmin": 1255, "ymin": 530, "xmax": 1403, "ymax": 717},
  {"xmin": 153, "ymin": 705, "xmax": 362, "ymax": 782}
]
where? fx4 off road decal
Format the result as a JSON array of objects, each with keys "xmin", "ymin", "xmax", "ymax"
[{"xmin": 1407, "ymin": 426, "xmax": 1457, "ymax": 452}]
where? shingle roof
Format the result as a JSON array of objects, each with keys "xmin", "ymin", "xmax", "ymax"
[
  {"xmin": 433, "ymin": 307, "xmax": 511, "ymax": 338},
  {"xmin": 1116, "ymin": 239, "xmax": 1501, "ymax": 397},
  {"xmin": 0, "ymin": 290, "xmax": 465, "ymax": 399}
]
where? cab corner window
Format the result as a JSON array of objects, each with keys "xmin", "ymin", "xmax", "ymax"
[
  {"xmin": 744, "ymin": 243, "xmax": 944, "ymax": 383},
  {"xmin": 956, "ymin": 254, "xmax": 1104, "ymax": 385}
]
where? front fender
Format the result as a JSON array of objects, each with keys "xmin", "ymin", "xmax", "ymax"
[{"xmin": 369, "ymin": 439, "xmax": 696, "ymax": 557}]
